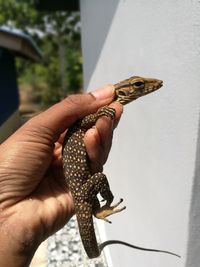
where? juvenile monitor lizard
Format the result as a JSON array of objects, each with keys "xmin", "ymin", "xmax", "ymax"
[{"xmin": 62, "ymin": 76, "xmax": 180, "ymax": 259}]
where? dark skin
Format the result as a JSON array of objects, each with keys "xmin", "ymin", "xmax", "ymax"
[{"xmin": 0, "ymin": 85, "xmax": 123, "ymax": 267}]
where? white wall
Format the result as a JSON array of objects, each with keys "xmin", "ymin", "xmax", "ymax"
[{"xmin": 80, "ymin": 1, "xmax": 200, "ymax": 266}]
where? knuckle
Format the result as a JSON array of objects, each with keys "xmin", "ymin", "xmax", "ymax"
[{"xmin": 63, "ymin": 94, "xmax": 84, "ymax": 107}]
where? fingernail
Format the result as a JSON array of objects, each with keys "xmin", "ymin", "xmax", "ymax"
[{"xmin": 91, "ymin": 84, "xmax": 114, "ymax": 100}]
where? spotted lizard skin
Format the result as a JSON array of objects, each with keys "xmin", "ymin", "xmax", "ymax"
[{"xmin": 63, "ymin": 76, "xmax": 180, "ymax": 259}]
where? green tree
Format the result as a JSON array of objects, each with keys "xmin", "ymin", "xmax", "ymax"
[{"xmin": 0, "ymin": 0, "xmax": 82, "ymax": 105}]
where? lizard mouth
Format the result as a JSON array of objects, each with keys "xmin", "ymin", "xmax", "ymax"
[
  {"xmin": 142, "ymin": 80, "xmax": 163, "ymax": 95},
  {"xmin": 159, "ymin": 80, "xmax": 163, "ymax": 87},
  {"xmin": 157, "ymin": 80, "xmax": 163, "ymax": 89},
  {"xmin": 147, "ymin": 80, "xmax": 163, "ymax": 93}
]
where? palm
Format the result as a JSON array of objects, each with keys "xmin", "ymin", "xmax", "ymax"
[
  {"xmin": 18, "ymin": 169, "xmax": 74, "ymax": 240},
  {"xmin": 0, "ymin": 138, "xmax": 74, "ymax": 240}
]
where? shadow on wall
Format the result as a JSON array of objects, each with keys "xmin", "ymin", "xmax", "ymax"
[
  {"xmin": 81, "ymin": 0, "xmax": 120, "ymax": 87},
  {"xmin": 186, "ymin": 112, "xmax": 200, "ymax": 266}
]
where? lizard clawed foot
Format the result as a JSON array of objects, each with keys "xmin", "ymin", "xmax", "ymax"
[
  {"xmin": 94, "ymin": 198, "xmax": 126, "ymax": 223},
  {"xmin": 112, "ymin": 198, "xmax": 124, "ymax": 208}
]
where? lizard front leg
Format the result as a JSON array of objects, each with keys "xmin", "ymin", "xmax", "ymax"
[{"xmin": 80, "ymin": 106, "xmax": 116, "ymax": 129}]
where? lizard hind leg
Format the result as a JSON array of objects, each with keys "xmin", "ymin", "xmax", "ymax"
[
  {"xmin": 82, "ymin": 172, "xmax": 126, "ymax": 223},
  {"xmin": 95, "ymin": 198, "xmax": 126, "ymax": 223}
]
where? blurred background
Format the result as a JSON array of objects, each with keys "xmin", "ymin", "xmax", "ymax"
[
  {"xmin": 0, "ymin": 1, "xmax": 109, "ymax": 266},
  {"xmin": 0, "ymin": 0, "xmax": 82, "ymax": 135}
]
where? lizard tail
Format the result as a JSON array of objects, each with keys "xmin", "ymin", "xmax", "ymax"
[
  {"xmin": 99, "ymin": 240, "xmax": 181, "ymax": 258},
  {"xmin": 76, "ymin": 213, "xmax": 101, "ymax": 259}
]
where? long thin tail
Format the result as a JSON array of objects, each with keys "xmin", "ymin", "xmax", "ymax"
[{"xmin": 99, "ymin": 240, "xmax": 181, "ymax": 258}]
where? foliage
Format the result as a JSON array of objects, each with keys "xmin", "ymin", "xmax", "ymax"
[{"xmin": 0, "ymin": 0, "xmax": 82, "ymax": 105}]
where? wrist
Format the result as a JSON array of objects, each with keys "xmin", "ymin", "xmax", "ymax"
[{"xmin": 0, "ymin": 207, "xmax": 42, "ymax": 267}]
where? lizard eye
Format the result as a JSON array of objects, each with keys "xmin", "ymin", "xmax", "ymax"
[{"xmin": 133, "ymin": 81, "xmax": 144, "ymax": 88}]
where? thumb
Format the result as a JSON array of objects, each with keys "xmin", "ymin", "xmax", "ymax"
[{"xmin": 24, "ymin": 84, "xmax": 115, "ymax": 139}]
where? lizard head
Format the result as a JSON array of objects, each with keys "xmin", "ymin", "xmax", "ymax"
[{"xmin": 114, "ymin": 76, "xmax": 163, "ymax": 105}]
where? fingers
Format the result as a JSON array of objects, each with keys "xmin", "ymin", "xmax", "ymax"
[
  {"xmin": 84, "ymin": 128, "xmax": 104, "ymax": 173},
  {"xmin": 95, "ymin": 102, "xmax": 123, "ymax": 163},
  {"xmin": 84, "ymin": 102, "xmax": 123, "ymax": 173},
  {"xmin": 25, "ymin": 85, "xmax": 115, "ymax": 141}
]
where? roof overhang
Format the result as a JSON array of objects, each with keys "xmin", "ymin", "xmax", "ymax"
[
  {"xmin": 0, "ymin": 26, "xmax": 42, "ymax": 61},
  {"xmin": 34, "ymin": 0, "xmax": 79, "ymax": 11}
]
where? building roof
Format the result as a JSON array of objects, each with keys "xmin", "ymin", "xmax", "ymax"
[
  {"xmin": 34, "ymin": 0, "xmax": 79, "ymax": 11},
  {"xmin": 0, "ymin": 26, "xmax": 42, "ymax": 61}
]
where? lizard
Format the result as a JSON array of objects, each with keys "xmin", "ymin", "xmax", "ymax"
[{"xmin": 62, "ymin": 75, "xmax": 180, "ymax": 259}]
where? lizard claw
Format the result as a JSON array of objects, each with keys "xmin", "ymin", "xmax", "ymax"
[
  {"xmin": 95, "ymin": 198, "xmax": 126, "ymax": 221},
  {"xmin": 104, "ymin": 218, "xmax": 112, "ymax": 224}
]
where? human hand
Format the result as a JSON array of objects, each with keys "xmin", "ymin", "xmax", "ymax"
[{"xmin": 0, "ymin": 85, "xmax": 123, "ymax": 267}]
